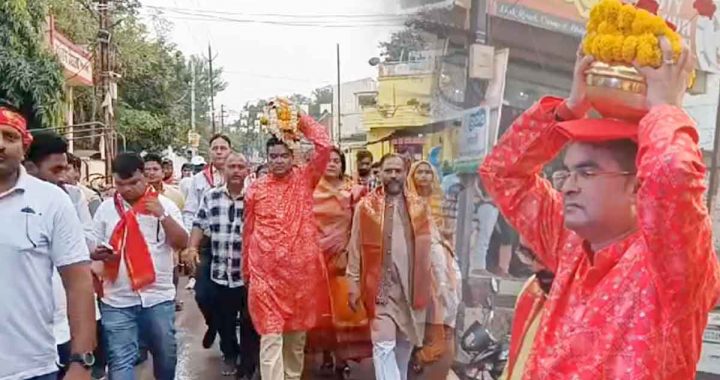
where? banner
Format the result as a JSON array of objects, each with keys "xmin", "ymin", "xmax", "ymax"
[{"xmin": 487, "ymin": 0, "xmax": 720, "ymax": 73}]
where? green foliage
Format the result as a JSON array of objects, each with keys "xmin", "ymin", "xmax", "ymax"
[
  {"xmin": 0, "ymin": 0, "xmax": 65, "ymax": 129},
  {"xmin": 378, "ymin": 28, "xmax": 426, "ymax": 62},
  {"xmin": 44, "ymin": 0, "xmax": 227, "ymax": 155}
]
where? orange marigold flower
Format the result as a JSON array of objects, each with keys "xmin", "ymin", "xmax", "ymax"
[{"xmin": 621, "ymin": 35, "xmax": 639, "ymax": 64}]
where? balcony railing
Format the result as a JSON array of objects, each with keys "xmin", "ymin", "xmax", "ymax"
[{"xmin": 379, "ymin": 59, "xmax": 436, "ymax": 77}]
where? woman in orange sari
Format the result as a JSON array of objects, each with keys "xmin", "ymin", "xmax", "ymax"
[
  {"xmin": 308, "ymin": 147, "xmax": 371, "ymax": 377},
  {"xmin": 407, "ymin": 160, "xmax": 461, "ymax": 380}
]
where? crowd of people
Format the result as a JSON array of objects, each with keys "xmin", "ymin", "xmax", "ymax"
[{"xmin": 1, "ymin": 37, "xmax": 720, "ymax": 380}]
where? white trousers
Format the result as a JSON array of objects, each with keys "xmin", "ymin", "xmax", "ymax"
[{"xmin": 372, "ymin": 316, "xmax": 413, "ymax": 380}]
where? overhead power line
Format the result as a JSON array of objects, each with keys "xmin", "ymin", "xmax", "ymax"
[
  {"xmin": 145, "ymin": 5, "xmax": 409, "ymax": 19},
  {"xmin": 140, "ymin": 6, "xmax": 408, "ymax": 28}
]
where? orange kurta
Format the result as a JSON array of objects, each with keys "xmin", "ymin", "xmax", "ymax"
[
  {"xmin": 479, "ymin": 97, "xmax": 720, "ymax": 379},
  {"xmin": 242, "ymin": 115, "xmax": 332, "ymax": 334}
]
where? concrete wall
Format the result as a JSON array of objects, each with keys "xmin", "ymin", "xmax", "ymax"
[{"xmin": 684, "ymin": 73, "xmax": 720, "ymax": 151}]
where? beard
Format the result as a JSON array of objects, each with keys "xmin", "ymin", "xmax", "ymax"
[{"xmin": 384, "ymin": 179, "xmax": 403, "ymax": 195}]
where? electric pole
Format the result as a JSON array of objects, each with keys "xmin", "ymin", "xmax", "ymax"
[
  {"xmin": 220, "ymin": 104, "xmax": 225, "ymax": 131},
  {"xmin": 98, "ymin": 0, "xmax": 114, "ymax": 181},
  {"xmin": 190, "ymin": 59, "xmax": 197, "ymax": 157},
  {"xmin": 208, "ymin": 44, "xmax": 216, "ymax": 134}
]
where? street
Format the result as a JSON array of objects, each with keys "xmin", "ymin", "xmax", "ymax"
[{"xmin": 136, "ymin": 277, "xmax": 375, "ymax": 380}]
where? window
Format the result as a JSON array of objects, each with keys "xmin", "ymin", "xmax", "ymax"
[{"xmin": 357, "ymin": 93, "xmax": 377, "ymax": 108}]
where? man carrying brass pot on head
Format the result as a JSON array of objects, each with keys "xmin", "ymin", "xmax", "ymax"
[{"xmin": 478, "ymin": 37, "xmax": 720, "ymax": 379}]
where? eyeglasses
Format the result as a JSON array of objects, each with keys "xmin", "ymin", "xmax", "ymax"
[{"xmin": 552, "ymin": 168, "xmax": 635, "ymax": 188}]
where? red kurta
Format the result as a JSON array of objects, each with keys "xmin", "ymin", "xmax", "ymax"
[
  {"xmin": 479, "ymin": 97, "xmax": 720, "ymax": 379},
  {"xmin": 242, "ymin": 115, "xmax": 332, "ymax": 335}
]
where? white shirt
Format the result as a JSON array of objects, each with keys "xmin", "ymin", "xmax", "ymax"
[
  {"xmin": 92, "ymin": 195, "xmax": 183, "ymax": 308},
  {"xmin": 179, "ymin": 176, "xmax": 192, "ymax": 198},
  {"xmin": 53, "ymin": 185, "xmax": 101, "ymax": 346},
  {"xmin": 0, "ymin": 167, "xmax": 89, "ymax": 380},
  {"xmin": 182, "ymin": 168, "xmax": 223, "ymax": 230}
]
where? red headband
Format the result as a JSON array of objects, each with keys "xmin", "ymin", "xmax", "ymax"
[{"xmin": 0, "ymin": 107, "xmax": 32, "ymax": 146}]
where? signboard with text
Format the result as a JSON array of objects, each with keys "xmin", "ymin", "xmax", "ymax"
[
  {"xmin": 48, "ymin": 17, "xmax": 93, "ymax": 86},
  {"xmin": 456, "ymin": 107, "xmax": 490, "ymax": 172},
  {"xmin": 487, "ymin": 0, "xmax": 720, "ymax": 73}
]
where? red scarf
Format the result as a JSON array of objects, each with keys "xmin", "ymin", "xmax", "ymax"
[
  {"xmin": 203, "ymin": 164, "xmax": 216, "ymax": 187},
  {"xmin": 105, "ymin": 189, "xmax": 157, "ymax": 291}
]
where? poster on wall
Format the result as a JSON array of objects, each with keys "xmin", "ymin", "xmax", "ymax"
[{"xmin": 455, "ymin": 106, "xmax": 490, "ymax": 173}]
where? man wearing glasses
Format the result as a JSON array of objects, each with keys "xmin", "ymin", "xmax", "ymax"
[
  {"xmin": 479, "ymin": 40, "xmax": 720, "ymax": 379},
  {"xmin": 184, "ymin": 152, "xmax": 260, "ymax": 378}
]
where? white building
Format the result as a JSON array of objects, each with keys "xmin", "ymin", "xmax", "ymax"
[{"xmin": 331, "ymin": 77, "xmax": 378, "ymax": 143}]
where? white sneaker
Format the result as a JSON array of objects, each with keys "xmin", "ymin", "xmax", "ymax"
[{"xmin": 185, "ymin": 278, "xmax": 196, "ymax": 290}]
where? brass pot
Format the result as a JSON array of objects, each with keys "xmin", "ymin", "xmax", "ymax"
[{"xmin": 585, "ymin": 62, "xmax": 648, "ymax": 122}]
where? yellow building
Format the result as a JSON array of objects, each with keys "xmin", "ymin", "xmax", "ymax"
[{"xmin": 363, "ymin": 58, "xmax": 435, "ymax": 161}]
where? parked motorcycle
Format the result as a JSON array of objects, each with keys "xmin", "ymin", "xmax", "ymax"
[{"xmin": 454, "ymin": 278, "xmax": 509, "ymax": 380}]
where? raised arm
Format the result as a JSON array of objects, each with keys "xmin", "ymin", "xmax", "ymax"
[
  {"xmin": 634, "ymin": 40, "xmax": 720, "ymax": 315},
  {"xmin": 636, "ymin": 106, "xmax": 720, "ymax": 314},
  {"xmin": 478, "ymin": 97, "xmax": 570, "ymax": 272},
  {"xmin": 299, "ymin": 114, "xmax": 332, "ymax": 188}
]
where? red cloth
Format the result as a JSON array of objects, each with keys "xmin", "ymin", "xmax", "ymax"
[
  {"xmin": 479, "ymin": 96, "xmax": 720, "ymax": 379},
  {"xmin": 105, "ymin": 190, "xmax": 157, "ymax": 291},
  {"xmin": 556, "ymin": 118, "xmax": 639, "ymax": 142},
  {"xmin": 0, "ymin": 106, "xmax": 32, "ymax": 146},
  {"xmin": 242, "ymin": 115, "xmax": 333, "ymax": 334},
  {"xmin": 505, "ymin": 276, "xmax": 546, "ymax": 379}
]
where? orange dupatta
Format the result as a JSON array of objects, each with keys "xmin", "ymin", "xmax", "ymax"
[{"xmin": 104, "ymin": 189, "xmax": 158, "ymax": 291}]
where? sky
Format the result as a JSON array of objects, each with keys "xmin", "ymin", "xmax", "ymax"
[{"xmin": 138, "ymin": 0, "xmax": 405, "ymax": 120}]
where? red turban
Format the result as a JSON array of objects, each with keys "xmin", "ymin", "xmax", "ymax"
[{"xmin": 0, "ymin": 107, "xmax": 32, "ymax": 147}]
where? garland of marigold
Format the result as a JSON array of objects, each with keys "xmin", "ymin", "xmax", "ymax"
[{"xmin": 582, "ymin": 0, "xmax": 682, "ymax": 67}]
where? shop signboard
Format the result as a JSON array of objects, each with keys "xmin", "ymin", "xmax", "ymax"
[
  {"xmin": 487, "ymin": 0, "xmax": 720, "ymax": 73},
  {"xmin": 47, "ymin": 17, "xmax": 93, "ymax": 87},
  {"xmin": 455, "ymin": 106, "xmax": 490, "ymax": 173}
]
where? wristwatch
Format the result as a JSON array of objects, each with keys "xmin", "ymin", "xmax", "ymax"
[{"xmin": 68, "ymin": 352, "xmax": 96, "ymax": 368}]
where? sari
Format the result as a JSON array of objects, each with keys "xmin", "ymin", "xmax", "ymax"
[
  {"xmin": 307, "ymin": 176, "xmax": 371, "ymax": 361},
  {"xmin": 407, "ymin": 161, "xmax": 461, "ymax": 376}
]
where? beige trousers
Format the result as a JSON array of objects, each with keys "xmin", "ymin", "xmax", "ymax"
[{"xmin": 259, "ymin": 331, "xmax": 307, "ymax": 380}]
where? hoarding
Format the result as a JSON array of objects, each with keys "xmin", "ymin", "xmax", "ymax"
[{"xmin": 487, "ymin": 0, "xmax": 720, "ymax": 73}]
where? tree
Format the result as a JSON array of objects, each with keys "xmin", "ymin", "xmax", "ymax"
[
  {"xmin": 309, "ymin": 86, "xmax": 333, "ymax": 119},
  {"xmin": 45, "ymin": 0, "xmax": 228, "ymax": 154},
  {"xmin": 0, "ymin": 0, "xmax": 65, "ymax": 129},
  {"xmin": 378, "ymin": 28, "xmax": 427, "ymax": 62}
]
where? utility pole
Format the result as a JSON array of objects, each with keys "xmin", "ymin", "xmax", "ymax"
[
  {"xmin": 220, "ymin": 104, "xmax": 225, "ymax": 131},
  {"xmin": 455, "ymin": 0, "xmax": 487, "ymax": 294},
  {"xmin": 190, "ymin": 59, "xmax": 197, "ymax": 157},
  {"xmin": 208, "ymin": 44, "xmax": 216, "ymax": 134},
  {"xmin": 336, "ymin": 43, "xmax": 342, "ymax": 145},
  {"xmin": 98, "ymin": 0, "xmax": 114, "ymax": 181}
]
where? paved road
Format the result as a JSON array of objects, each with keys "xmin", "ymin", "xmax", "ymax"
[
  {"xmin": 136, "ymin": 277, "xmax": 375, "ymax": 380},
  {"xmin": 134, "ymin": 277, "xmax": 720, "ymax": 379}
]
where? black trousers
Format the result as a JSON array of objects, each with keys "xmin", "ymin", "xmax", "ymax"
[
  {"xmin": 194, "ymin": 243, "xmax": 216, "ymax": 334},
  {"xmin": 210, "ymin": 282, "xmax": 260, "ymax": 375}
]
